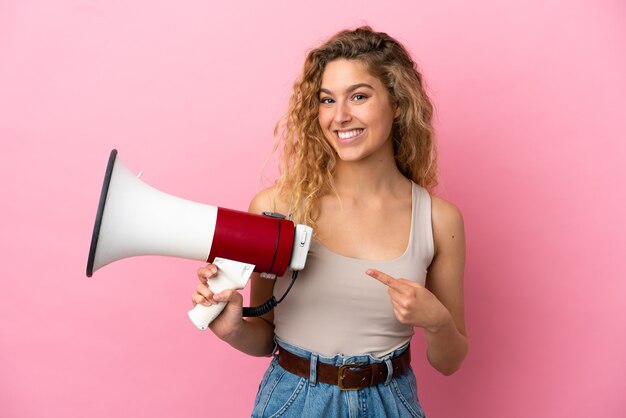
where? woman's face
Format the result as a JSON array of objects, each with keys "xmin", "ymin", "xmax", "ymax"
[{"xmin": 318, "ymin": 59, "xmax": 397, "ymax": 163}]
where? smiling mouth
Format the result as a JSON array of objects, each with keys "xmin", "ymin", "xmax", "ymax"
[{"xmin": 336, "ymin": 128, "xmax": 365, "ymax": 140}]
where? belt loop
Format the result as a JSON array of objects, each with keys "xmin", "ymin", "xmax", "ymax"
[
  {"xmin": 309, "ymin": 353, "xmax": 318, "ymax": 386},
  {"xmin": 384, "ymin": 358, "xmax": 394, "ymax": 385}
]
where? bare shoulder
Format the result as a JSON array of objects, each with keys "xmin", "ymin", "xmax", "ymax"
[
  {"xmin": 431, "ymin": 195, "xmax": 464, "ymax": 228},
  {"xmin": 430, "ymin": 195, "xmax": 465, "ymax": 254},
  {"xmin": 248, "ymin": 185, "xmax": 290, "ymax": 216}
]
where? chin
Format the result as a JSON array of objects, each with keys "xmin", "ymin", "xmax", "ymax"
[{"xmin": 335, "ymin": 150, "xmax": 369, "ymax": 162}]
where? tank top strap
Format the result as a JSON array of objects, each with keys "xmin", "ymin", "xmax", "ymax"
[{"xmin": 409, "ymin": 182, "xmax": 435, "ymax": 266}]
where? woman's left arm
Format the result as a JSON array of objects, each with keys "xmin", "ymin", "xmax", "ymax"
[
  {"xmin": 422, "ymin": 195, "xmax": 468, "ymax": 375},
  {"xmin": 367, "ymin": 196, "xmax": 468, "ymax": 375}
]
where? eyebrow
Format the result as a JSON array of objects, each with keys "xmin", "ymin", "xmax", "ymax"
[{"xmin": 319, "ymin": 83, "xmax": 374, "ymax": 96}]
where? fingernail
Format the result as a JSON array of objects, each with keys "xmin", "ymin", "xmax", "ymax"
[
  {"xmin": 201, "ymin": 299, "xmax": 213, "ymax": 306},
  {"xmin": 213, "ymin": 293, "xmax": 223, "ymax": 302}
]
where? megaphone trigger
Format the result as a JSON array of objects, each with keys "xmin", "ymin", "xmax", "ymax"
[{"xmin": 187, "ymin": 258, "xmax": 255, "ymax": 330}]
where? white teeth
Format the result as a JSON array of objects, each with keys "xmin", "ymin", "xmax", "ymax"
[{"xmin": 337, "ymin": 129, "xmax": 364, "ymax": 139}]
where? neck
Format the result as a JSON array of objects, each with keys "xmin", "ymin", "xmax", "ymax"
[{"xmin": 332, "ymin": 149, "xmax": 409, "ymax": 199}]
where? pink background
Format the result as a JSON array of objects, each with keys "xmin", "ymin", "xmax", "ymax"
[{"xmin": 1, "ymin": 1, "xmax": 625, "ymax": 417}]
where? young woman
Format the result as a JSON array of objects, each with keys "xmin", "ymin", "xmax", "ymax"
[{"xmin": 192, "ymin": 26, "xmax": 468, "ymax": 417}]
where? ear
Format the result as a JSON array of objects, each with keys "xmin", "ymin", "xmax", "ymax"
[{"xmin": 394, "ymin": 104, "xmax": 401, "ymax": 119}]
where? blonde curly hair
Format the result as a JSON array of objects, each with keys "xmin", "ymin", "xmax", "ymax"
[{"xmin": 274, "ymin": 26, "xmax": 437, "ymax": 230}]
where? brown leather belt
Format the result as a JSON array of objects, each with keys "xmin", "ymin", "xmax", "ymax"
[{"xmin": 277, "ymin": 346, "xmax": 411, "ymax": 390}]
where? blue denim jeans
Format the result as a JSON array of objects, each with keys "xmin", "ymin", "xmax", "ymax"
[{"xmin": 251, "ymin": 338, "xmax": 425, "ymax": 418}]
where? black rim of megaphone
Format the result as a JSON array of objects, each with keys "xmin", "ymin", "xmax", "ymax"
[{"xmin": 86, "ymin": 149, "xmax": 118, "ymax": 277}]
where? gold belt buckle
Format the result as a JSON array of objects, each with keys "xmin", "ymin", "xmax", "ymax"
[{"xmin": 338, "ymin": 363, "xmax": 366, "ymax": 391}]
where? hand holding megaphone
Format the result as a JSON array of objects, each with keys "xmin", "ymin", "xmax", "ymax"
[
  {"xmin": 188, "ymin": 258, "xmax": 254, "ymax": 330},
  {"xmin": 87, "ymin": 150, "xmax": 312, "ymax": 329}
]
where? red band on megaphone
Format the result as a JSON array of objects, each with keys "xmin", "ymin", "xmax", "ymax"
[{"xmin": 208, "ymin": 208, "xmax": 295, "ymax": 276}]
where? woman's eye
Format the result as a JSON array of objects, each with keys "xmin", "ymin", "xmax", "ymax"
[
  {"xmin": 352, "ymin": 94, "xmax": 367, "ymax": 101},
  {"xmin": 320, "ymin": 97, "xmax": 334, "ymax": 104}
]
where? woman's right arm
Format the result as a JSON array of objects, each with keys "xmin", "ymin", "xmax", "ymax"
[{"xmin": 190, "ymin": 187, "xmax": 281, "ymax": 357}]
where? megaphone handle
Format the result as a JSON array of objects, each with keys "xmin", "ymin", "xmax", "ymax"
[
  {"xmin": 187, "ymin": 257, "xmax": 255, "ymax": 330},
  {"xmin": 188, "ymin": 302, "xmax": 228, "ymax": 330}
]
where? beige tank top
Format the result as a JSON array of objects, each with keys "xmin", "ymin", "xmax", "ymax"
[{"xmin": 273, "ymin": 182, "xmax": 434, "ymax": 357}]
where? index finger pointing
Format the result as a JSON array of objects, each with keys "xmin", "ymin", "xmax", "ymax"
[{"xmin": 366, "ymin": 269, "xmax": 404, "ymax": 290}]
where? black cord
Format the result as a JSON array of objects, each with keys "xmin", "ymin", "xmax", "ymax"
[{"xmin": 242, "ymin": 270, "xmax": 299, "ymax": 317}]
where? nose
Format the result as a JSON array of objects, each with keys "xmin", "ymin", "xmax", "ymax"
[{"xmin": 333, "ymin": 101, "xmax": 352, "ymax": 125}]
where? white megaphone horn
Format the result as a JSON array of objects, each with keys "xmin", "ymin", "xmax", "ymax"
[{"xmin": 87, "ymin": 150, "xmax": 312, "ymax": 330}]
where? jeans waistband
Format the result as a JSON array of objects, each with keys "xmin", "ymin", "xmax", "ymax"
[{"xmin": 277, "ymin": 341, "xmax": 412, "ymax": 389}]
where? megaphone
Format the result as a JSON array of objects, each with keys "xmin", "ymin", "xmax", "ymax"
[{"xmin": 87, "ymin": 150, "xmax": 313, "ymax": 330}]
